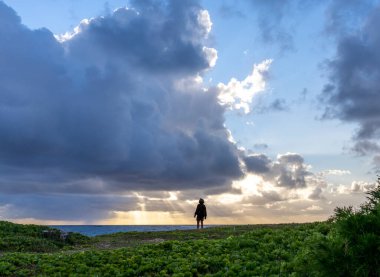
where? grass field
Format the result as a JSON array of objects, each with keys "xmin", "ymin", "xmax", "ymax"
[{"xmin": 0, "ymin": 221, "xmax": 328, "ymax": 276}]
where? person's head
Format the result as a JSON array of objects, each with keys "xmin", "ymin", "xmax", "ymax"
[{"xmin": 199, "ymin": 198, "xmax": 204, "ymax": 204}]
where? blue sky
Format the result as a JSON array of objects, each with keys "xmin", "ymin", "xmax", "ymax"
[{"xmin": 0, "ymin": 0, "xmax": 379, "ymax": 224}]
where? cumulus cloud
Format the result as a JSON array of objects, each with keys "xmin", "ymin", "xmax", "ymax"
[
  {"xmin": 217, "ymin": 59, "xmax": 272, "ymax": 113},
  {"xmin": 0, "ymin": 0, "xmax": 244, "ymax": 196},
  {"xmin": 322, "ymin": 3, "xmax": 380, "ymax": 157},
  {"xmin": 332, "ymin": 180, "xmax": 376, "ymax": 195},
  {"xmin": 244, "ymin": 152, "xmax": 314, "ymax": 189}
]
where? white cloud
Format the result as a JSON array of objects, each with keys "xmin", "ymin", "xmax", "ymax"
[
  {"xmin": 197, "ymin": 10, "xmax": 212, "ymax": 36},
  {"xmin": 322, "ymin": 169, "xmax": 351, "ymax": 176},
  {"xmin": 303, "ymin": 205, "xmax": 323, "ymax": 211},
  {"xmin": 231, "ymin": 174, "xmax": 262, "ymax": 196},
  {"xmin": 54, "ymin": 18, "xmax": 91, "ymax": 42},
  {"xmin": 350, "ymin": 181, "xmax": 376, "ymax": 192},
  {"xmin": 334, "ymin": 180, "xmax": 375, "ymax": 194},
  {"xmin": 213, "ymin": 193, "xmax": 244, "ymax": 204},
  {"xmin": 217, "ymin": 59, "xmax": 272, "ymax": 113},
  {"xmin": 203, "ymin": 46, "xmax": 218, "ymax": 68}
]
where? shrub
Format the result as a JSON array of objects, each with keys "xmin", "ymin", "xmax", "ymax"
[{"xmin": 299, "ymin": 177, "xmax": 380, "ymax": 277}]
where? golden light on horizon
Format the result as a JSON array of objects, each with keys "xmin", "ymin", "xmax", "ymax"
[{"xmin": 103, "ymin": 211, "xmax": 192, "ymax": 225}]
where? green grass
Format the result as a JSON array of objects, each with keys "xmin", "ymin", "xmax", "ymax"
[
  {"xmin": 88, "ymin": 223, "xmax": 310, "ymax": 249},
  {"xmin": 0, "ymin": 221, "xmax": 330, "ymax": 276},
  {"xmin": 0, "ymin": 221, "xmax": 90, "ymax": 253}
]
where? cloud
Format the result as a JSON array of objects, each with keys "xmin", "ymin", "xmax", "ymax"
[
  {"xmin": 243, "ymin": 0, "xmax": 321, "ymax": 52},
  {"xmin": 331, "ymin": 180, "xmax": 376, "ymax": 195},
  {"xmin": 351, "ymin": 140, "xmax": 380, "ymax": 156},
  {"xmin": 253, "ymin": 98, "xmax": 290, "ymax": 114},
  {"xmin": 242, "ymin": 0, "xmax": 295, "ymax": 51},
  {"xmin": 242, "ymin": 0, "xmax": 377, "ymax": 53},
  {"xmin": 217, "ymin": 59, "xmax": 272, "ymax": 113},
  {"xmin": 302, "ymin": 205, "xmax": 323, "ymax": 212},
  {"xmin": 252, "ymin": 143, "xmax": 269, "ymax": 150},
  {"xmin": 0, "ymin": 194, "xmax": 138, "ymax": 222},
  {"xmin": 372, "ymin": 155, "xmax": 380, "ymax": 173},
  {"xmin": 266, "ymin": 99, "xmax": 289, "ymax": 112},
  {"xmin": 309, "ymin": 187, "xmax": 324, "ymax": 200},
  {"xmin": 0, "ymin": 0, "xmax": 244, "ymax": 196},
  {"xmin": 272, "ymin": 153, "xmax": 313, "ymax": 188},
  {"xmin": 0, "ymin": 1, "xmax": 320, "ymax": 223},
  {"xmin": 324, "ymin": 0, "xmax": 378, "ymax": 37},
  {"xmin": 244, "ymin": 152, "xmax": 314, "ymax": 189},
  {"xmin": 322, "ymin": 3, "xmax": 380, "ymax": 156},
  {"xmin": 243, "ymin": 154, "xmax": 271, "ymax": 174},
  {"xmin": 322, "ymin": 169, "xmax": 351, "ymax": 176}
]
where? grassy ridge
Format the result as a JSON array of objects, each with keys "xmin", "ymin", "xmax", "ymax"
[
  {"xmin": 89, "ymin": 224, "xmax": 311, "ymax": 249},
  {"xmin": 0, "ymin": 222, "xmax": 329, "ymax": 276}
]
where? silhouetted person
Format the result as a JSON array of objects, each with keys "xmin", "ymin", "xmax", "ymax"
[{"xmin": 194, "ymin": 198, "xmax": 207, "ymax": 229}]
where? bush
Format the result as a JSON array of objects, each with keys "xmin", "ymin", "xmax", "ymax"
[
  {"xmin": 0, "ymin": 221, "xmax": 90, "ymax": 252},
  {"xmin": 298, "ymin": 177, "xmax": 380, "ymax": 276}
]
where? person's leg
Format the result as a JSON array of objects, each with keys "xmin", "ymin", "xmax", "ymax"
[
  {"xmin": 201, "ymin": 219, "xmax": 203, "ymax": 229},
  {"xmin": 197, "ymin": 219, "xmax": 200, "ymax": 229}
]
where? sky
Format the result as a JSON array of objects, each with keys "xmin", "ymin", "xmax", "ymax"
[{"xmin": 0, "ymin": 0, "xmax": 379, "ymax": 225}]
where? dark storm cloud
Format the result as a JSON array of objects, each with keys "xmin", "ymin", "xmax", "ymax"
[
  {"xmin": 67, "ymin": 0, "xmax": 209, "ymax": 74},
  {"xmin": 245, "ymin": 153, "xmax": 312, "ymax": 189},
  {"xmin": 0, "ymin": 0, "xmax": 243, "ymax": 196},
  {"xmin": 0, "ymin": 194, "xmax": 138, "ymax": 222},
  {"xmin": 243, "ymin": 154, "xmax": 271, "ymax": 174},
  {"xmin": 351, "ymin": 140, "xmax": 380, "ymax": 156},
  {"xmin": 322, "ymin": 3, "xmax": 380, "ymax": 156}
]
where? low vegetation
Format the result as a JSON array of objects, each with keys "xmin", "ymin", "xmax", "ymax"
[
  {"xmin": 295, "ymin": 177, "xmax": 380, "ymax": 276},
  {"xmin": 0, "ymin": 177, "xmax": 379, "ymax": 276},
  {"xmin": 0, "ymin": 221, "xmax": 89, "ymax": 253}
]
